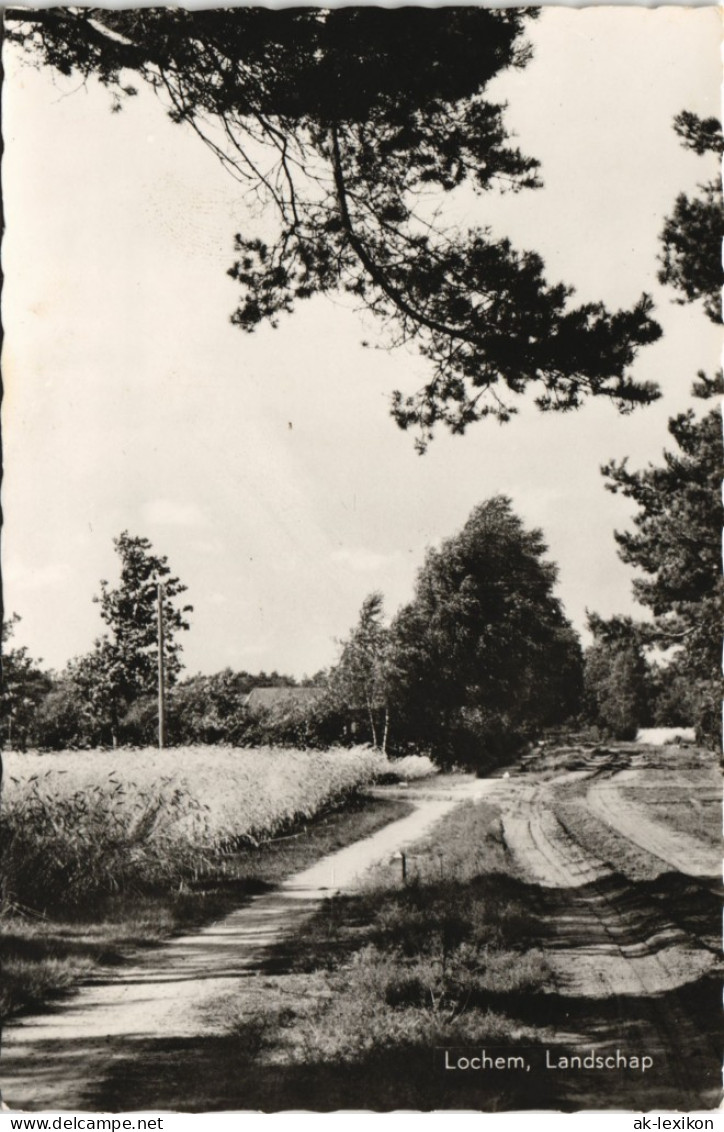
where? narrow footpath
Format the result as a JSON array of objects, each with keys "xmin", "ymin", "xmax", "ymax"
[{"xmin": 2, "ymin": 774, "xmax": 492, "ymax": 1112}]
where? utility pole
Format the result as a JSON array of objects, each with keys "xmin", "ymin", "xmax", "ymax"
[{"xmin": 156, "ymin": 580, "xmax": 166, "ymax": 749}]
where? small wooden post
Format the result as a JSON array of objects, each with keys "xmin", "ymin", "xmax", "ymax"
[{"xmin": 391, "ymin": 850, "xmax": 407, "ymax": 883}]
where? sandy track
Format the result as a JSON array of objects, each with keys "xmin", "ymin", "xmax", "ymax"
[
  {"xmin": 500, "ymin": 779, "xmax": 713, "ymax": 993},
  {"xmin": 587, "ymin": 771, "xmax": 720, "ymax": 879},
  {"xmin": 493, "ymin": 763, "xmax": 720, "ymax": 1109},
  {"xmin": 2, "ymin": 774, "xmax": 493, "ymax": 1112}
]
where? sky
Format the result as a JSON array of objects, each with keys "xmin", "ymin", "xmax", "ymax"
[{"xmin": 2, "ymin": 6, "xmax": 721, "ymax": 681}]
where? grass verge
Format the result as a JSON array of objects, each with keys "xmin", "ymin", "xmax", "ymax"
[{"xmin": 179, "ymin": 799, "xmax": 556, "ymax": 1109}]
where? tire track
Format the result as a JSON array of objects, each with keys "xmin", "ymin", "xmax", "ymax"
[
  {"xmin": 587, "ymin": 773, "xmax": 720, "ymax": 880},
  {"xmin": 553, "ymin": 788, "xmax": 722, "ymax": 957},
  {"xmin": 498, "ymin": 776, "xmax": 719, "ymax": 1109}
]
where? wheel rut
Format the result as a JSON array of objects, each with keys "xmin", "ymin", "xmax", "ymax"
[
  {"xmin": 587, "ymin": 772, "xmax": 720, "ymax": 880},
  {"xmin": 494, "ymin": 770, "xmax": 720, "ymax": 1110}
]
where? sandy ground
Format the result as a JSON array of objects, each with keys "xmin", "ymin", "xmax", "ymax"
[
  {"xmin": 487, "ymin": 748, "xmax": 721, "ymax": 1110},
  {"xmin": 587, "ymin": 770, "xmax": 719, "ymax": 877},
  {"xmin": 1, "ymin": 774, "xmax": 494, "ymax": 1111},
  {"xmin": 493, "ymin": 776, "xmax": 714, "ymax": 991},
  {"xmin": 635, "ymin": 727, "xmax": 696, "ymax": 745}
]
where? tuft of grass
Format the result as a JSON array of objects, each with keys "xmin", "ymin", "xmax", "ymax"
[
  {"xmin": 0, "ymin": 953, "xmax": 95, "ymax": 1018},
  {"xmin": 296, "ymin": 941, "xmax": 543, "ymax": 1066}
]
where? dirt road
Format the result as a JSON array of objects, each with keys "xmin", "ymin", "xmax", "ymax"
[
  {"xmin": 587, "ymin": 770, "xmax": 718, "ymax": 878},
  {"xmin": 487, "ymin": 744, "xmax": 721, "ymax": 1109},
  {"xmin": 1, "ymin": 774, "xmax": 494, "ymax": 1112}
]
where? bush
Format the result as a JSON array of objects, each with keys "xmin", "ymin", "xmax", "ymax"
[
  {"xmin": 31, "ymin": 682, "xmax": 95, "ymax": 750},
  {"xmin": 119, "ymin": 695, "xmax": 160, "ymax": 746},
  {"xmin": 1, "ymin": 776, "xmax": 209, "ymax": 911},
  {"xmin": 232, "ymin": 694, "xmax": 348, "ymax": 749}
]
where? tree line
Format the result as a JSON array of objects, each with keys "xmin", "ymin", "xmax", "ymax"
[
  {"xmin": 1, "ymin": 533, "xmax": 301, "ymax": 752},
  {"xmin": 3, "ymin": 385, "xmax": 720, "ymax": 760},
  {"xmin": 4, "ymin": 498, "xmax": 580, "ymax": 763}
]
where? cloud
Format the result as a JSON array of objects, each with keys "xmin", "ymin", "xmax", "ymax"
[
  {"xmin": 141, "ymin": 498, "xmax": 208, "ymax": 528},
  {"xmin": 330, "ymin": 547, "xmax": 394, "ymax": 573},
  {"xmin": 4, "ymin": 558, "xmax": 72, "ymax": 591}
]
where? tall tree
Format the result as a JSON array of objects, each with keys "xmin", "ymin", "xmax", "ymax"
[
  {"xmin": 6, "ymin": 7, "xmax": 661, "ymax": 448},
  {"xmin": 597, "ymin": 109, "xmax": 723, "ymax": 747},
  {"xmin": 658, "ymin": 111, "xmax": 723, "ymax": 325},
  {"xmin": 330, "ymin": 592, "xmax": 390, "ymax": 749},
  {"xmin": 602, "ymin": 375, "xmax": 723, "ymax": 745},
  {"xmin": 93, "ymin": 532, "xmax": 193, "ymax": 739},
  {"xmin": 387, "ymin": 496, "xmax": 582, "ymax": 763},
  {"xmin": 583, "ymin": 614, "xmax": 651, "ymax": 740},
  {"xmin": 601, "ymin": 375, "xmax": 719, "ymax": 747}
]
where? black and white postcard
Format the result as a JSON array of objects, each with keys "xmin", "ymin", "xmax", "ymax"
[{"xmin": 1, "ymin": 4, "xmax": 721, "ymax": 1114}]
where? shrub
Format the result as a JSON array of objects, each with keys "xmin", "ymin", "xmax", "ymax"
[
  {"xmin": 31, "ymin": 681, "xmax": 95, "ymax": 750},
  {"xmin": 232, "ymin": 693, "xmax": 347, "ymax": 749},
  {"xmin": 118, "ymin": 695, "xmax": 160, "ymax": 747},
  {"xmin": 1, "ymin": 775, "xmax": 209, "ymax": 910}
]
